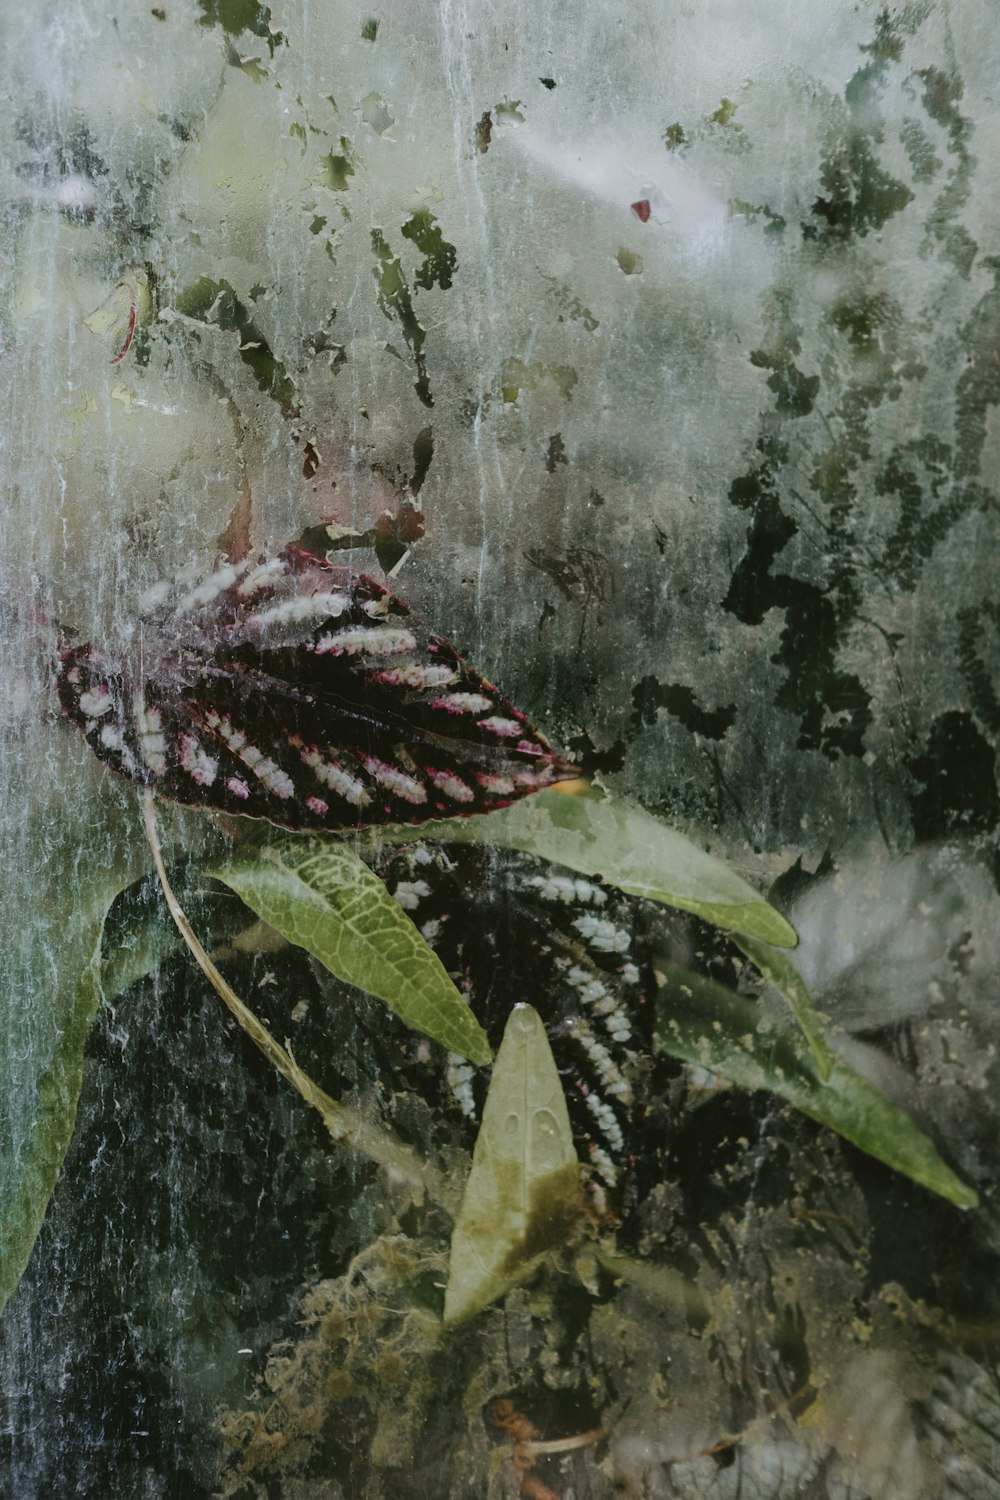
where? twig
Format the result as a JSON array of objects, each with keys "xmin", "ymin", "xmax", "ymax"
[
  {"xmin": 656, "ymin": 1380, "xmax": 815, "ymax": 1468},
  {"xmin": 141, "ymin": 791, "xmax": 444, "ymax": 1201},
  {"xmin": 522, "ymin": 1430, "xmax": 605, "ymax": 1458},
  {"xmin": 492, "ymin": 1398, "xmax": 604, "ymax": 1498}
]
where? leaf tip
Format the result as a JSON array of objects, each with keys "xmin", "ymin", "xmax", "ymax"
[
  {"xmin": 765, "ymin": 910, "xmax": 799, "ymax": 948},
  {"xmin": 811, "ymin": 1038, "xmax": 833, "ymax": 1082},
  {"xmin": 466, "ymin": 1035, "xmax": 494, "ymax": 1068},
  {"xmin": 944, "ymin": 1177, "xmax": 980, "ymax": 1211}
]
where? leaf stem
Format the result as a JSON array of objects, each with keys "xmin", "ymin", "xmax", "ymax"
[
  {"xmin": 141, "ymin": 792, "xmax": 444, "ymax": 1202},
  {"xmin": 521, "ymin": 1429, "xmax": 604, "ymax": 1458},
  {"xmin": 591, "ymin": 1244, "xmax": 713, "ymax": 1324}
]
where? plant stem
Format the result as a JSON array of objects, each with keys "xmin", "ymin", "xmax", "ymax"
[{"xmin": 141, "ymin": 792, "xmax": 445, "ymax": 1203}]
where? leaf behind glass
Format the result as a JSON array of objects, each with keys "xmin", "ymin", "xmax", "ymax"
[
  {"xmin": 655, "ymin": 963, "xmax": 978, "ymax": 1209},
  {"xmin": 383, "ymin": 789, "xmax": 799, "ymax": 947},
  {"xmin": 209, "ymin": 838, "xmax": 493, "ymax": 1065},
  {"xmin": 444, "ymin": 1003, "xmax": 582, "ymax": 1325}
]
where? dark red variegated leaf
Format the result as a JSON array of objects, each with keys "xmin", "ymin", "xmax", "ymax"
[{"xmin": 56, "ymin": 544, "xmax": 577, "ymax": 829}]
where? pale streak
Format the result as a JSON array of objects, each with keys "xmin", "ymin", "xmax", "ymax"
[
  {"xmin": 137, "ymin": 579, "xmax": 172, "ymax": 615},
  {"xmin": 583, "ymin": 1089, "xmax": 625, "ymax": 1153},
  {"xmin": 174, "ymin": 562, "xmax": 246, "ymax": 614},
  {"xmin": 432, "ymin": 692, "xmax": 493, "ymax": 714},
  {"xmin": 532, "ymin": 875, "xmax": 608, "ymax": 907},
  {"xmin": 427, "ymin": 768, "xmax": 475, "ymax": 803},
  {"xmin": 248, "ymin": 592, "xmax": 352, "ymax": 632},
  {"xmin": 237, "ymin": 557, "xmax": 289, "ymax": 597},
  {"xmin": 297, "ymin": 745, "xmax": 372, "ymax": 808},
  {"xmin": 205, "ymin": 711, "xmax": 294, "ymax": 799},
  {"xmin": 391, "ymin": 880, "xmax": 432, "ymax": 910},
  {"xmin": 476, "ymin": 772, "xmax": 516, "ymax": 795},
  {"xmin": 136, "ymin": 701, "xmax": 167, "ymax": 776},
  {"xmin": 573, "ymin": 915, "xmax": 631, "ymax": 954},
  {"xmin": 477, "ymin": 715, "xmax": 522, "ymax": 737},
  {"xmin": 314, "ymin": 625, "xmax": 416, "ymax": 657},
  {"xmin": 360, "ymin": 755, "xmax": 428, "ymax": 805},
  {"xmin": 372, "ymin": 662, "xmax": 458, "ymax": 690},
  {"xmin": 572, "ymin": 1020, "xmax": 632, "ymax": 1104},
  {"xmin": 79, "ymin": 688, "xmax": 113, "ymax": 718},
  {"xmin": 179, "ymin": 733, "xmax": 219, "ymax": 787}
]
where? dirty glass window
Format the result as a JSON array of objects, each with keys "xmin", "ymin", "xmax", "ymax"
[{"xmin": 2, "ymin": 2, "xmax": 998, "ymax": 1496}]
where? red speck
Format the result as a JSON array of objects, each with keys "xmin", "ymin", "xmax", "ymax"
[{"xmin": 631, "ymin": 199, "xmax": 651, "ymax": 223}]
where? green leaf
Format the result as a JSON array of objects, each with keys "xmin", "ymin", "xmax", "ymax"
[
  {"xmin": 171, "ymin": 277, "xmax": 298, "ymax": 418},
  {"xmin": 380, "ymin": 790, "xmax": 798, "ymax": 947},
  {"xmin": 444, "ymin": 1004, "xmax": 583, "ymax": 1325},
  {"xmin": 0, "ymin": 782, "xmax": 153, "ymax": 1319},
  {"xmin": 0, "ymin": 927, "xmax": 105, "ymax": 1317},
  {"xmin": 655, "ymin": 963, "xmax": 978, "ymax": 1209},
  {"xmin": 100, "ymin": 870, "xmax": 248, "ymax": 1003},
  {"xmin": 735, "ymin": 934, "xmax": 833, "ymax": 1080},
  {"xmin": 209, "ymin": 839, "xmax": 492, "ymax": 1066}
]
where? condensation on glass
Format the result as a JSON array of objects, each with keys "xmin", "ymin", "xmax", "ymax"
[{"xmin": 1, "ymin": 2, "xmax": 998, "ymax": 1496}]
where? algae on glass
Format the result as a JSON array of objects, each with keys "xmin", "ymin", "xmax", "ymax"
[{"xmin": 1, "ymin": 1, "xmax": 999, "ymax": 1496}]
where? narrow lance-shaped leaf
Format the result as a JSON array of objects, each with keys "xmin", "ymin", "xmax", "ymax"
[
  {"xmin": 444, "ymin": 1004, "xmax": 583, "ymax": 1325},
  {"xmin": 655, "ymin": 962, "xmax": 978, "ymax": 1209},
  {"xmin": 0, "ymin": 929, "xmax": 104, "ymax": 1317},
  {"xmin": 382, "ymin": 789, "xmax": 798, "ymax": 948},
  {"xmin": 209, "ymin": 838, "xmax": 492, "ymax": 1065},
  {"xmin": 735, "ymin": 933, "xmax": 833, "ymax": 1080},
  {"xmin": 0, "ymin": 786, "xmax": 155, "ymax": 1318}
]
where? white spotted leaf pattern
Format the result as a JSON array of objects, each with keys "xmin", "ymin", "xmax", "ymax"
[
  {"xmin": 382, "ymin": 788, "xmax": 800, "ymax": 948},
  {"xmin": 56, "ymin": 542, "xmax": 576, "ymax": 831}
]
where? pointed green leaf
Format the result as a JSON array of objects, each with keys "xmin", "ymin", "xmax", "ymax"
[
  {"xmin": 444, "ymin": 1004, "xmax": 583, "ymax": 1325},
  {"xmin": 0, "ymin": 928, "xmax": 104, "ymax": 1317},
  {"xmin": 379, "ymin": 791, "xmax": 798, "ymax": 947},
  {"xmin": 655, "ymin": 963, "xmax": 978, "ymax": 1209},
  {"xmin": 0, "ymin": 784, "xmax": 154, "ymax": 1318},
  {"xmin": 209, "ymin": 839, "xmax": 492, "ymax": 1066},
  {"xmin": 736, "ymin": 934, "xmax": 833, "ymax": 1080}
]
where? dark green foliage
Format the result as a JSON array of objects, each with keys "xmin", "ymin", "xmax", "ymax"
[
  {"xmin": 172, "ymin": 277, "xmax": 298, "ymax": 417},
  {"xmin": 317, "ymin": 138, "xmax": 357, "ymax": 191},
  {"xmin": 371, "ymin": 230, "xmax": 433, "ymax": 408},
  {"xmin": 631, "ymin": 678, "xmax": 737, "ymax": 742},
  {"xmin": 544, "ymin": 432, "xmax": 567, "ymax": 472},
  {"xmin": 954, "ymin": 260, "xmax": 1000, "ymax": 478},
  {"xmin": 410, "ymin": 424, "xmax": 434, "ymax": 493},
  {"xmin": 957, "ymin": 603, "xmax": 1000, "ymax": 736},
  {"xmin": 400, "ymin": 210, "xmax": 458, "ymax": 291},
  {"xmin": 196, "ymin": 0, "xmax": 283, "ymax": 52},
  {"xmin": 916, "ymin": 66, "xmax": 978, "ymax": 275},
  {"xmin": 709, "ymin": 17, "xmax": 991, "ymax": 794},
  {"xmin": 748, "ymin": 346, "xmax": 820, "ymax": 418},
  {"xmin": 806, "ymin": 9, "xmax": 912, "ymax": 242},
  {"xmin": 723, "ymin": 439, "xmax": 872, "ymax": 759},
  {"xmin": 906, "ymin": 712, "xmax": 999, "ymax": 842}
]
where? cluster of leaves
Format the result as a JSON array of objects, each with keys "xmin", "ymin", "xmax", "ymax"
[{"xmin": 0, "ymin": 785, "xmax": 976, "ymax": 1334}]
